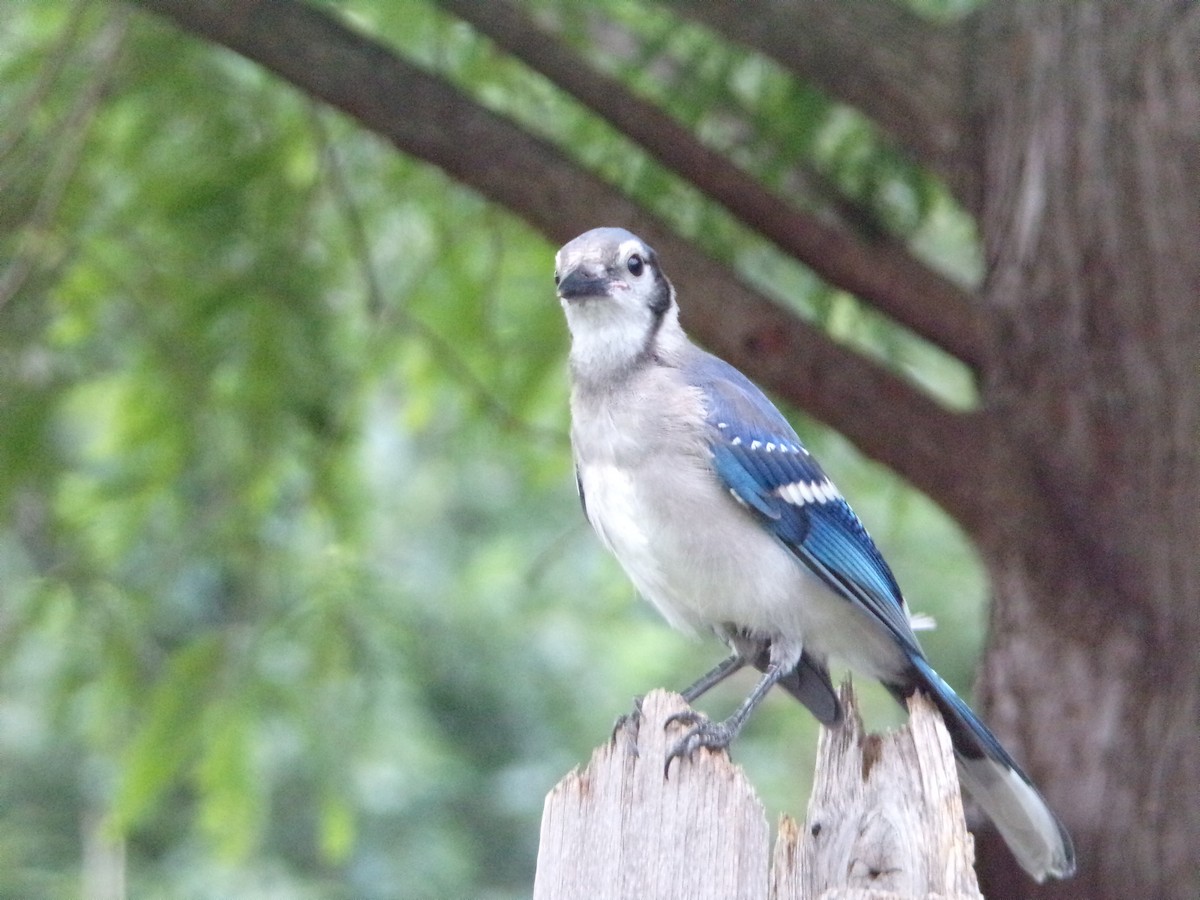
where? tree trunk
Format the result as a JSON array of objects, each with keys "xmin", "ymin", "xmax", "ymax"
[{"xmin": 971, "ymin": 3, "xmax": 1200, "ymax": 897}]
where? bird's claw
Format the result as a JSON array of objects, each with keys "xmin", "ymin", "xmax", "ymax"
[
  {"xmin": 610, "ymin": 695, "xmax": 645, "ymax": 756},
  {"xmin": 662, "ymin": 711, "xmax": 735, "ymax": 777}
]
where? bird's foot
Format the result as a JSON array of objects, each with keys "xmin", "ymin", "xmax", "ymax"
[
  {"xmin": 663, "ymin": 710, "xmax": 736, "ymax": 777},
  {"xmin": 610, "ymin": 695, "xmax": 644, "ymax": 756}
]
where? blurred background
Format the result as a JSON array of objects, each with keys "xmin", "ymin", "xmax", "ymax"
[{"xmin": 1, "ymin": 1, "xmax": 987, "ymax": 897}]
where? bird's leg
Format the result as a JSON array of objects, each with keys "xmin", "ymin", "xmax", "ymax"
[
  {"xmin": 664, "ymin": 642, "xmax": 797, "ymax": 776},
  {"xmin": 680, "ymin": 652, "xmax": 748, "ymax": 703},
  {"xmin": 613, "ymin": 645, "xmax": 756, "ymax": 754},
  {"xmin": 613, "ymin": 646, "xmax": 753, "ymax": 754},
  {"xmin": 612, "ymin": 651, "xmax": 746, "ymax": 741}
]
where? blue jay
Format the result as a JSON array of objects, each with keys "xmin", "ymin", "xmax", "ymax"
[{"xmin": 555, "ymin": 227, "xmax": 1075, "ymax": 882}]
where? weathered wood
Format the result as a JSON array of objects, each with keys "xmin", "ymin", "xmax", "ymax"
[
  {"xmin": 537, "ymin": 685, "xmax": 982, "ymax": 899},
  {"xmin": 534, "ymin": 690, "xmax": 770, "ymax": 900},
  {"xmin": 776, "ymin": 685, "xmax": 982, "ymax": 900}
]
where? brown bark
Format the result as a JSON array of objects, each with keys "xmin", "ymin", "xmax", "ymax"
[{"xmin": 970, "ymin": 3, "xmax": 1200, "ymax": 897}]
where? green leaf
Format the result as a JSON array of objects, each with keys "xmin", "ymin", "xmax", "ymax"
[
  {"xmin": 196, "ymin": 696, "xmax": 264, "ymax": 860},
  {"xmin": 111, "ymin": 635, "xmax": 223, "ymax": 830},
  {"xmin": 319, "ymin": 788, "xmax": 356, "ymax": 864}
]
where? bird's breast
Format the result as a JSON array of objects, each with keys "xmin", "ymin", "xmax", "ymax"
[
  {"xmin": 576, "ymin": 453, "xmax": 731, "ymax": 634},
  {"xmin": 569, "ymin": 366, "xmax": 821, "ymax": 640},
  {"xmin": 577, "ymin": 462, "xmax": 646, "ymax": 559}
]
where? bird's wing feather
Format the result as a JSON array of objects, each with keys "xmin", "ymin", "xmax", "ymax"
[{"xmin": 688, "ymin": 351, "xmax": 920, "ymax": 653}]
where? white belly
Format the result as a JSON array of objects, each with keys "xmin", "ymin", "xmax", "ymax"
[{"xmin": 578, "ymin": 456, "xmax": 905, "ymax": 679}]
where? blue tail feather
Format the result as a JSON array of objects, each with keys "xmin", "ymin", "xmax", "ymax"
[{"xmin": 887, "ymin": 654, "xmax": 1076, "ymax": 881}]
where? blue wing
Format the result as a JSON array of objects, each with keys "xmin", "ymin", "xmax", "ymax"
[{"xmin": 687, "ymin": 351, "xmax": 920, "ymax": 654}]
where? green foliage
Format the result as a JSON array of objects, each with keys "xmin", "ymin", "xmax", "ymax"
[{"xmin": 0, "ymin": 1, "xmax": 985, "ymax": 897}]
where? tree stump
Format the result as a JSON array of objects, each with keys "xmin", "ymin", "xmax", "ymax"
[{"xmin": 534, "ymin": 686, "xmax": 982, "ymax": 900}]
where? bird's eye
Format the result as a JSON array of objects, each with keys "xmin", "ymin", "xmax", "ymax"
[
  {"xmin": 626, "ymin": 254, "xmax": 644, "ymax": 276},
  {"xmin": 553, "ymin": 271, "xmax": 560, "ymax": 286}
]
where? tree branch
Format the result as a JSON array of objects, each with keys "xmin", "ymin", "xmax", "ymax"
[
  {"xmin": 660, "ymin": 0, "xmax": 980, "ymax": 211},
  {"xmin": 0, "ymin": 0, "xmax": 95, "ymax": 166},
  {"xmin": 0, "ymin": 5, "xmax": 132, "ymax": 312},
  {"xmin": 437, "ymin": 0, "xmax": 986, "ymax": 371},
  {"xmin": 128, "ymin": 0, "xmax": 988, "ymax": 528}
]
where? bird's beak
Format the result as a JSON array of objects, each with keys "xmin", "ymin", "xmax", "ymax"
[{"xmin": 557, "ymin": 265, "xmax": 612, "ymax": 301}]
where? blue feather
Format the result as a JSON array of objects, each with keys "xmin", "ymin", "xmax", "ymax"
[{"xmin": 688, "ymin": 349, "xmax": 918, "ymax": 651}]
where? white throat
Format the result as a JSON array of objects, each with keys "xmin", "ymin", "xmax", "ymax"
[{"xmin": 564, "ymin": 301, "xmax": 685, "ymax": 387}]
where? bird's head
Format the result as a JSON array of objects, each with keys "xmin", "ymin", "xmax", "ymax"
[{"xmin": 554, "ymin": 227, "xmax": 680, "ymax": 384}]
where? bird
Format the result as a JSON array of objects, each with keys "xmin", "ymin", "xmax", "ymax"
[{"xmin": 554, "ymin": 226, "xmax": 1076, "ymax": 883}]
